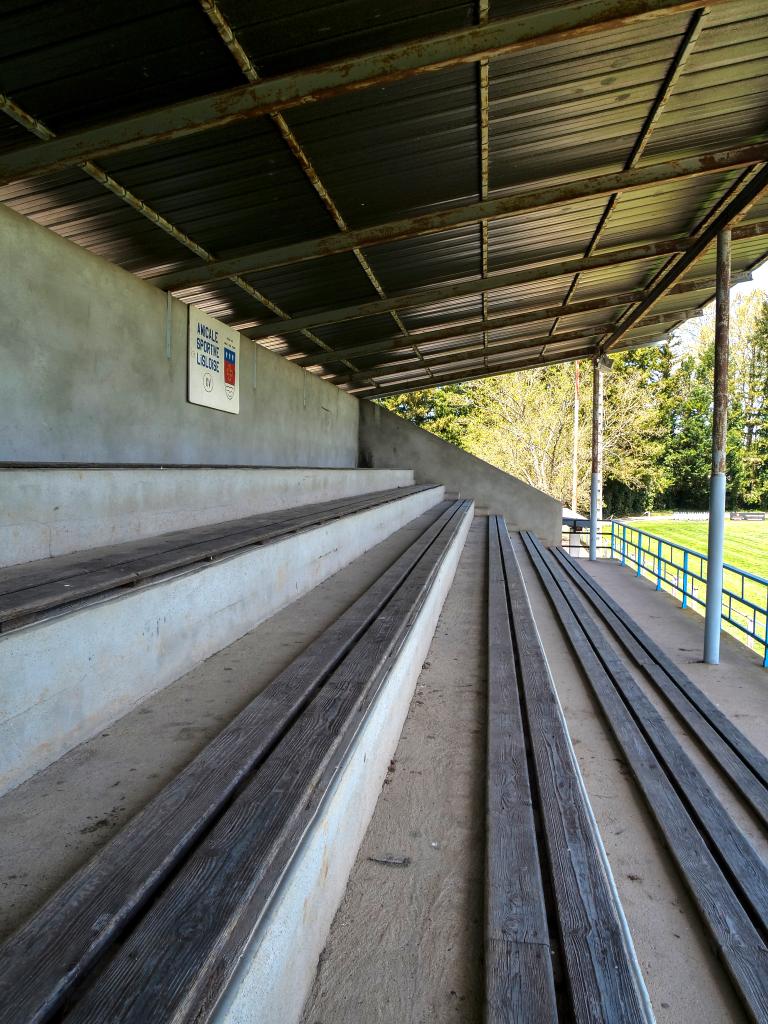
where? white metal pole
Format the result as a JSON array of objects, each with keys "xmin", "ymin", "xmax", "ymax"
[
  {"xmin": 572, "ymin": 361, "xmax": 580, "ymax": 514},
  {"xmin": 704, "ymin": 228, "xmax": 731, "ymax": 664},
  {"xmin": 589, "ymin": 357, "xmax": 604, "ymax": 561}
]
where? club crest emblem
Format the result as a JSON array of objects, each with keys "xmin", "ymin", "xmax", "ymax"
[{"xmin": 224, "ymin": 346, "xmax": 236, "ymax": 399}]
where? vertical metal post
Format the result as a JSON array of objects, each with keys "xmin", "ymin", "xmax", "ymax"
[
  {"xmin": 589, "ymin": 357, "xmax": 604, "ymax": 561},
  {"xmin": 704, "ymin": 228, "xmax": 731, "ymax": 665},
  {"xmin": 621, "ymin": 524, "xmax": 627, "ymax": 565},
  {"xmin": 572, "ymin": 361, "xmax": 580, "ymax": 514},
  {"xmin": 610, "ymin": 519, "xmax": 616, "ymax": 561},
  {"xmin": 682, "ymin": 549, "xmax": 689, "ymax": 608},
  {"xmin": 656, "ymin": 538, "xmax": 663, "ymax": 590},
  {"xmin": 637, "ymin": 531, "xmax": 643, "ymax": 576}
]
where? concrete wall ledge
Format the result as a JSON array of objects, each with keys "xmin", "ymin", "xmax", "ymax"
[
  {"xmin": 0, "ymin": 486, "xmax": 443, "ymax": 797},
  {"xmin": 211, "ymin": 501, "xmax": 473, "ymax": 1024},
  {"xmin": 359, "ymin": 402, "xmax": 562, "ymax": 545},
  {"xmin": 0, "ymin": 467, "xmax": 414, "ymax": 568}
]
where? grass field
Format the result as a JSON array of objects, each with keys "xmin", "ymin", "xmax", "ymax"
[{"xmin": 635, "ymin": 518, "xmax": 768, "ymax": 579}]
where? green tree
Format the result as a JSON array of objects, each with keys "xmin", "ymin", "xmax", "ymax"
[
  {"xmin": 376, "ymin": 385, "xmax": 474, "ymax": 448},
  {"xmin": 374, "ymin": 286, "xmax": 768, "ymax": 513},
  {"xmin": 661, "ymin": 290, "xmax": 768, "ymax": 509}
]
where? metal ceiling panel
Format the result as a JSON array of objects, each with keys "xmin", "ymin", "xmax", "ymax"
[{"xmin": 1, "ymin": 0, "xmax": 767, "ymax": 389}]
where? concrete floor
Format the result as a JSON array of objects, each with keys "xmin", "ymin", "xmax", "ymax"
[
  {"xmin": 0, "ymin": 504, "xmax": 450, "ymax": 944},
  {"xmin": 3, "ymin": 519, "xmax": 765, "ymax": 1024},
  {"xmin": 518, "ymin": 540, "xmax": 767, "ymax": 1024},
  {"xmin": 300, "ymin": 518, "xmax": 487, "ymax": 1024},
  {"xmin": 301, "ymin": 530, "xmax": 766, "ymax": 1024}
]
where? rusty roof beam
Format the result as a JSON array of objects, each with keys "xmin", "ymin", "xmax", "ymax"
[
  {"xmin": 197, "ymin": 0, "xmax": 403, "ymax": 382},
  {"xmin": 330, "ymin": 327, "xmax": 610, "ymax": 385},
  {"xmin": 549, "ymin": 6, "xmax": 707, "ymax": 335},
  {"xmin": 292, "ymin": 274, "xmax": 732, "ymax": 368},
  {"xmin": 0, "ymin": 93, "xmax": 346, "ymax": 366},
  {"xmin": 151, "ymin": 141, "xmax": 768, "ymax": 291},
  {"xmin": 603, "ymin": 162, "xmax": 768, "ymax": 350},
  {"xmin": 238, "ymin": 218, "xmax": 768, "ymax": 343},
  {"xmin": 350, "ymin": 346, "xmax": 604, "ymax": 396},
  {"xmin": 351, "ymin": 329, "xmax": 673, "ymax": 398},
  {"xmin": 0, "ymin": 1, "xmax": 721, "ymax": 186},
  {"xmin": 330, "ymin": 307, "xmax": 700, "ymax": 385}
]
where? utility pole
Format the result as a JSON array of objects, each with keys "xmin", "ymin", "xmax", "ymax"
[
  {"xmin": 704, "ymin": 228, "xmax": 731, "ymax": 664},
  {"xmin": 589, "ymin": 357, "xmax": 604, "ymax": 561},
  {"xmin": 572, "ymin": 361, "xmax": 580, "ymax": 514}
]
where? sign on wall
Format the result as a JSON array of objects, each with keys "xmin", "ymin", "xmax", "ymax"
[{"xmin": 188, "ymin": 306, "xmax": 240, "ymax": 414}]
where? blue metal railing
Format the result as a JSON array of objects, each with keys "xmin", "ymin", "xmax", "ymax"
[{"xmin": 561, "ymin": 519, "xmax": 768, "ymax": 667}]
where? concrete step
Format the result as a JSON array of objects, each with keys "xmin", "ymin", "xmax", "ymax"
[
  {"xmin": 0, "ymin": 485, "xmax": 443, "ymax": 795},
  {"xmin": 0, "ymin": 501, "xmax": 473, "ymax": 1024},
  {"xmin": 1, "ymin": 465, "xmax": 414, "ymax": 567}
]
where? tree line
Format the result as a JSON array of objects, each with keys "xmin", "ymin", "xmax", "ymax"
[{"xmin": 378, "ymin": 288, "xmax": 768, "ymax": 516}]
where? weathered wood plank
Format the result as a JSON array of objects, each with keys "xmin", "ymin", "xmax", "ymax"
[
  {"xmin": 0, "ymin": 500, "xmax": 465, "ymax": 1024},
  {"xmin": 0, "ymin": 491, "xmax": 371, "ymax": 596},
  {"xmin": 532, "ymin": 537, "xmax": 768, "ymax": 932},
  {"xmin": 62, "ymin": 502, "xmax": 472, "ymax": 1024},
  {"xmin": 0, "ymin": 486, "xmax": 432, "ymax": 624},
  {"xmin": 552, "ymin": 546, "xmax": 768, "ymax": 828},
  {"xmin": 554, "ymin": 546, "xmax": 768, "ymax": 791},
  {"xmin": 521, "ymin": 531, "xmax": 768, "ymax": 1022},
  {"xmin": 485, "ymin": 516, "xmax": 557, "ymax": 1023},
  {"xmin": 498, "ymin": 523, "xmax": 648, "ymax": 1024}
]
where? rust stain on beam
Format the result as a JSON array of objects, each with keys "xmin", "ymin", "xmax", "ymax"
[
  {"xmin": 0, "ymin": 1, "xmax": 721, "ymax": 184},
  {"xmin": 151, "ymin": 142, "xmax": 768, "ymax": 291},
  {"xmin": 240, "ymin": 218, "xmax": 767, "ymax": 343},
  {"xmin": 331, "ymin": 304, "xmax": 697, "ymax": 386},
  {"xmin": 603, "ymin": 162, "xmax": 768, "ymax": 350},
  {"xmin": 549, "ymin": 6, "xmax": 707, "ymax": 336},
  {"xmin": 290, "ymin": 274, "xmax": 721, "ymax": 367},
  {"xmin": 199, "ymin": 0, "xmax": 396, "ymax": 382},
  {"xmin": 0, "ymin": 94, "xmax": 350, "ymax": 366},
  {"xmin": 332, "ymin": 327, "xmax": 609, "ymax": 384}
]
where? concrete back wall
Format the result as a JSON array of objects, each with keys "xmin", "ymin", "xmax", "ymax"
[
  {"xmin": 0, "ymin": 467, "xmax": 414, "ymax": 567},
  {"xmin": 0, "ymin": 205, "xmax": 358, "ymax": 467},
  {"xmin": 2, "ymin": 203, "xmax": 561, "ymax": 545},
  {"xmin": 359, "ymin": 402, "xmax": 562, "ymax": 545}
]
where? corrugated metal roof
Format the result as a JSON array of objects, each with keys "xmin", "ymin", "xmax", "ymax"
[{"xmin": 1, "ymin": 0, "xmax": 767, "ymax": 396}]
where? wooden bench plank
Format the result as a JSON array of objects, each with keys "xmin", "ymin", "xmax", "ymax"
[
  {"xmin": 521, "ymin": 531, "xmax": 768, "ymax": 1022},
  {"xmin": 62, "ymin": 502, "xmax": 472, "ymax": 1023},
  {"xmin": 0, "ymin": 491, "xmax": 376, "ymax": 597},
  {"xmin": 532, "ymin": 537, "xmax": 768, "ymax": 933},
  {"xmin": 498, "ymin": 523, "xmax": 648, "ymax": 1024},
  {"xmin": 552, "ymin": 546, "xmax": 768, "ymax": 828},
  {"xmin": 0, "ymin": 500, "xmax": 465, "ymax": 1024},
  {"xmin": 554, "ymin": 546, "xmax": 768, "ymax": 792},
  {"xmin": 0, "ymin": 486, "xmax": 432, "ymax": 625},
  {"xmin": 485, "ymin": 516, "xmax": 557, "ymax": 1023}
]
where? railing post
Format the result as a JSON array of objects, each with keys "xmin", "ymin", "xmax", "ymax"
[
  {"xmin": 610, "ymin": 520, "xmax": 616, "ymax": 561},
  {"xmin": 656, "ymin": 538, "xmax": 662, "ymax": 590},
  {"xmin": 637, "ymin": 531, "xmax": 643, "ymax": 577},
  {"xmin": 682, "ymin": 549, "xmax": 689, "ymax": 608},
  {"xmin": 621, "ymin": 524, "xmax": 627, "ymax": 566},
  {"xmin": 763, "ymin": 599, "xmax": 768, "ymax": 669}
]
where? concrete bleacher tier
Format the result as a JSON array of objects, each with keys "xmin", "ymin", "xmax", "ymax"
[
  {"xmin": 1, "ymin": 501, "xmax": 768, "ymax": 1022},
  {"xmin": 1, "ymin": 189, "xmax": 766, "ymax": 1024},
  {"xmin": 0, "ymin": 476, "xmax": 443, "ymax": 795}
]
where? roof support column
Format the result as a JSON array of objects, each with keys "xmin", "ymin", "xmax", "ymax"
[
  {"xmin": 589, "ymin": 356, "xmax": 604, "ymax": 561},
  {"xmin": 704, "ymin": 228, "xmax": 731, "ymax": 664}
]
